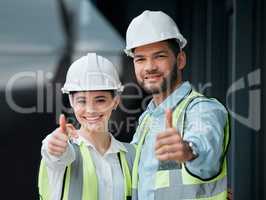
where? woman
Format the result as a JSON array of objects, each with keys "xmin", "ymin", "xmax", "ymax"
[{"xmin": 38, "ymin": 53, "xmax": 134, "ymax": 200}]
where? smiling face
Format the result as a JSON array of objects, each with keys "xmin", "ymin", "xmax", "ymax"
[
  {"xmin": 133, "ymin": 40, "xmax": 185, "ymax": 95},
  {"xmin": 70, "ymin": 91, "xmax": 119, "ymax": 134}
]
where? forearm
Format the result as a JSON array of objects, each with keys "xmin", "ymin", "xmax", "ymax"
[{"xmin": 184, "ymin": 136, "xmax": 223, "ymax": 179}]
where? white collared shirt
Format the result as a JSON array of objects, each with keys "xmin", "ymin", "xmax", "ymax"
[{"xmin": 41, "ymin": 133, "xmax": 126, "ymax": 200}]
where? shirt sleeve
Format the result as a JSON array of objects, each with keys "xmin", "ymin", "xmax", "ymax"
[
  {"xmin": 41, "ymin": 133, "xmax": 76, "ymax": 200},
  {"xmin": 183, "ymin": 98, "xmax": 228, "ymax": 179},
  {"xmin": 41, "ymin": 134, "xmax": 76, "ymax": 168}
]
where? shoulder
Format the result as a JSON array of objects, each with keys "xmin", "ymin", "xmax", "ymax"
[
  {"xmin": 187, "ymin": 96, "xmax": 227, "ymax": 115},
  {"xmin": 138, "ymin": 110, "xmax": 150, "ymax": 124},
  {"xmin": 185, "ymin": 95, "xmax": 228, "ymax": 127}
]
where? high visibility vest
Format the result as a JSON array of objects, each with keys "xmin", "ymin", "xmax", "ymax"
[
  {"xmin": 38, "ymin": 142, "xmax": 135, "ymax": 200},
  {"xmin": 132, "ymin": 90, "xmax": 230, "ymax": 200}
]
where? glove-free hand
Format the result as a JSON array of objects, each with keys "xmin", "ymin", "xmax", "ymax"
[
  {"xmin": 155, "ymin": 109, "xmax": 194, "ymax": 162},
  {"xmin": 47, "ymin": 114, "xmax": 78, "ymax": 157}
]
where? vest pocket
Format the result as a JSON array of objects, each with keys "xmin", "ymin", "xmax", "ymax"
[
  {"xmin": 154, "ymin": 169, "xmax": 184, "ymax": 200},
  {"xmin": 154, "ymin": 170, "xmax": 170, "ymax": 189},
  {"xmin": 154, "ymin": 168, "xmax": 227, "ymax": 199}
]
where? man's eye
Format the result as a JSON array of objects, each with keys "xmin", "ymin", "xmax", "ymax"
[
  {"xmin": 156, "ymin": 54, "xmax": 167, "ymax": 58},
  {"xmin": 96, "ymin": 99, "xmax": 106, "ymax": 103},
  {"xmin": 134, "ymin": 58, "xmax": 145, "ymax": 63}
]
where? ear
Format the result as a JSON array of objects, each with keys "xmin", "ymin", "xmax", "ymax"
[
  {"xmin": 176, "ymin": 51, "xmax": 186, "ymax": 70},
  {"xmin": 68, "ymin": 95, "xmax": 74, "ymax": 107},
  {"xmin": 112, "ymin": 96, "xmax": 120, "ymax": 110}
]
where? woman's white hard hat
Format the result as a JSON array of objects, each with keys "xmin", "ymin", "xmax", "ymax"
[{"xmin": 61, "ymin": 53, "xmax": 123, "ymax": 94}]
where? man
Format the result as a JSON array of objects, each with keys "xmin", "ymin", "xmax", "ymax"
[{"xmin": 125, "ymin": 10, "xmax": 230, "ymax": 200}]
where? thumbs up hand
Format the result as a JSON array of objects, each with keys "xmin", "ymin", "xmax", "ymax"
[
  {"xmin": 155, "ymin": 109, "xmax": 195, "ymax": 162},
  {"xmin": 47, "ymin": 114, "xmax": 78, "ymax": 157}
]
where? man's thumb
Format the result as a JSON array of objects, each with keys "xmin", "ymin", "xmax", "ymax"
[
  {"xmin": 59, "ymin": 114, "xmax": 67, "ymax": 134},
  {"xmin": 165, "ymin": 108, "xmax": 173, "ymax": 129}
]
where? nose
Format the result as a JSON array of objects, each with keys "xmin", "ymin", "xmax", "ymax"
[
  {"xmin": 84, "ymin": 102, "xmax": 96, "ymax": 113},
  {"xmin": 144, "ymin": 58, "xmax": 157, "ymax": 72}
]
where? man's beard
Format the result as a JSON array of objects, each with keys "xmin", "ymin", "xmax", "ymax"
[{"xmin": 138, "ymin": 62, "xmax": 178, "ymax": 94}]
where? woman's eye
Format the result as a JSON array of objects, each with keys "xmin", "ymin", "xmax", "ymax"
[{"xmin": 77, "ymin": 100, "xmax": 86, "ymax": 104}]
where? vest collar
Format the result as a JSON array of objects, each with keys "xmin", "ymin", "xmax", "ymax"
[
  {"xmin": 147, "ymin": 81, "xmax": 192, "ymax": 116},
  {"xmin": 72, "ymin": 133, "xmax": 127, "ymax": 155}
]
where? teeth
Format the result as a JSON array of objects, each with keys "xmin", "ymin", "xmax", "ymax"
[
  {"xmin": 145, "ymin": 74, "xmax": 161, "ymax": 79},
  {"xmin": 84, "ymin": 116, "xmax": 101, "ymax": 121},
  {"xmin": 145, "ymin": 76, "xmax": 160, "ymax": 79}
]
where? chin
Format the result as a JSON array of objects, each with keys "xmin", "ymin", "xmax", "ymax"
[
  {"xmin": 83, "ymin": 122, "xmax": 107, "ymax": 132},
  {"xmin": 143, "ymin": 85, "xmax": 161, "ymax": 94}
]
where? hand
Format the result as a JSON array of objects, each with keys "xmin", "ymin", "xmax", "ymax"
[
  {"xmin": 47, "ymin": 114, "xmax": 78, "ymax": 157},
  {"xmin": 227, "ymin": 188, "xmax": 233, "ymax": 200},
  {"xmin": 155, "ymin": 109, "xmax": 194, "ymax": 162}
]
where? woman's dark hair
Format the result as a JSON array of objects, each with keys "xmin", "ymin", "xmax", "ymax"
[{"xmin": 69, "ymin": 90, "xmax": 116, "ymax": 98}]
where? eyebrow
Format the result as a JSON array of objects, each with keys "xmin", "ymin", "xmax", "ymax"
[
  {"xmin": 134, "ymin": 50, "xmax": 168, "ymax": 58},
  {"xmin": 153, "ymin": 50, "xmax": 168, "ymax": 55},
  {"xmin": 75, "ymin": 96, "xmax": 85, "ymax": 100},
  {"xmin": 133, "ymin": 54, "xmax": 145, "ymax": 59},
  {"xmin": 94, "ymin": 96, "xmax": 107, "ymax": 99}
]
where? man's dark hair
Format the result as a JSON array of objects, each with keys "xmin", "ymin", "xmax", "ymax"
[
  {"xmin": 131, "ymin": 38, "xmax": 181, "ymax": 56},
  {"xmin": 166, "ymin": 39, "xmax": 181, "ymax": 56}
]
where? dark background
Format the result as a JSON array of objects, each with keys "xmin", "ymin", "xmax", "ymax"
[{"xmin": 0, "ymin": 0, "xmax": 265, "ymax": 199}]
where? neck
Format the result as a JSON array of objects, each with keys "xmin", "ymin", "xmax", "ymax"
[
  {"xmin": 79, "ymin": 127, "xmax": 111, "ymax": 155},
  {"xmin": 153, "ymin": 80, "xmax": 182, "ymax": 105}
]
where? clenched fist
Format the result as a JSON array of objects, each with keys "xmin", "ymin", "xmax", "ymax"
[{"xmin": 47, "ymin": 114, "xmax": 78, "ymax": 157}]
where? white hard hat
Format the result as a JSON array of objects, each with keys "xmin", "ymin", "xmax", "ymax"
[
  {"xmin": 62, "ymin": 53, "xmax": 123, "ymax": 94},
  {"xmin": 124, "ymin": 10, "xmax": 187, "ymax": 57}
]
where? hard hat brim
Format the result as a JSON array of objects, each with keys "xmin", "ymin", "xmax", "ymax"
[{"xmin": 124, "ymin": 36, "xmax": 187, "ymax": 57}]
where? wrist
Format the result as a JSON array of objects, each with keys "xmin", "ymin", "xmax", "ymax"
[{"xmin": 184, "ymin": 141, "xmax": 198, "ymax": 161}]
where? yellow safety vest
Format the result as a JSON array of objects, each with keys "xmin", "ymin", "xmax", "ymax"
[
  {"xmin": 132, "ymin": 90, "xmax": 230, "ymax": 200},
  {"xmin": 38, "ymin": 142, "xmax": 135, "ymax": 200}
]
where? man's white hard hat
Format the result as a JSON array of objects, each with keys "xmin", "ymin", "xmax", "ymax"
[
  {"xmin": 124, "ymin": 10, "xmax": 187, "ymax": 57},
  {"xmin": 61, "ymin": 53, "xmax": 123, "ymax": 94}
]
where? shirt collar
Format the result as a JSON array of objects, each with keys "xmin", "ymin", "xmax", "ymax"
[
  {"xmin": 147, "ymin": 81, "xmax": 192, "ymax": 115},
  {"xmin": 107, "ymin": 135, "xmax": 127, "ymax": 154},
  {"xmin": 72, "ymin": 132, "xmax": 127, "ymax": 154}
]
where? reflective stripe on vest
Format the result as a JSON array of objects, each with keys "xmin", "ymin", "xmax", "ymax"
[
  {"xmin": 132, "ymin": 90, "xmax": 230, "ymax": 200},
  {"xmin": 38, "ymin": 141, "xmax": 134, "ymax": 200}
]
